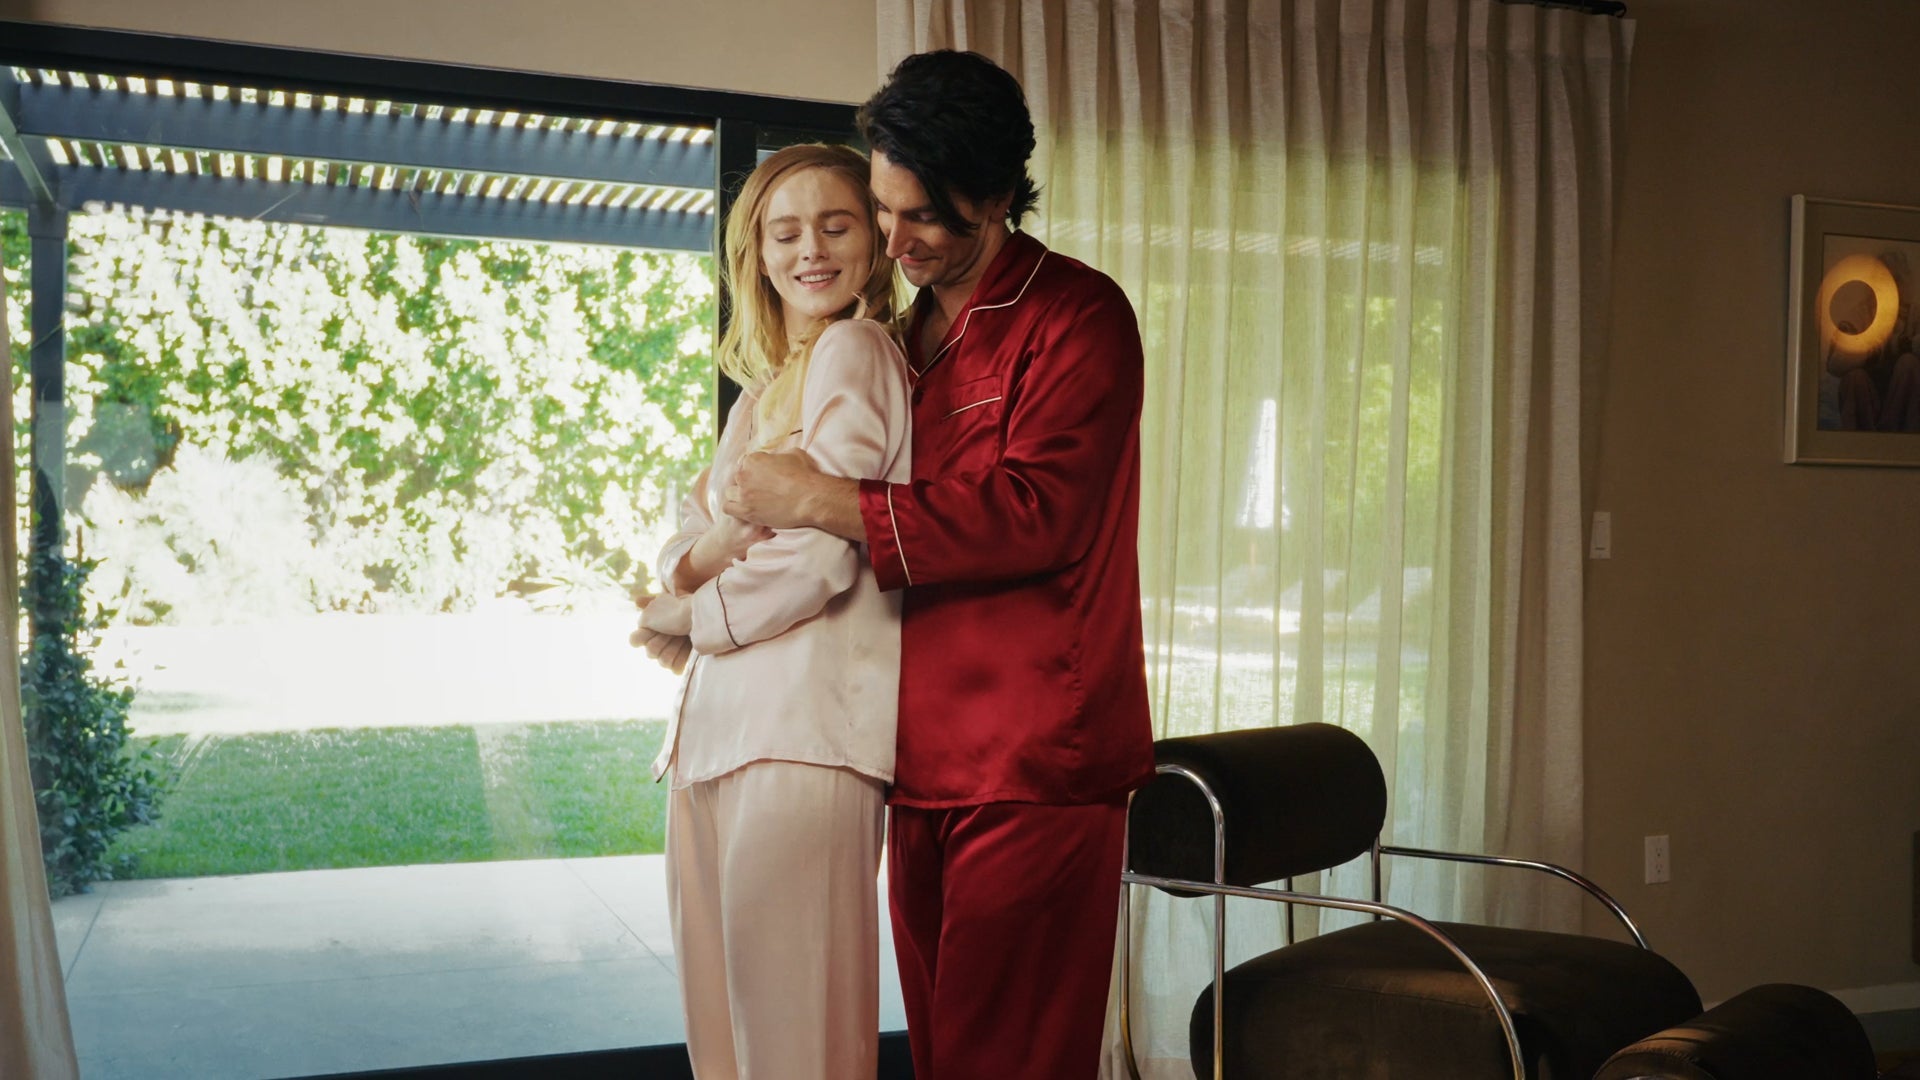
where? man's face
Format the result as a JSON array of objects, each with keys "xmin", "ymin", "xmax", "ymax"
[{"xmin": 870, "ymin": 150, "xmax": 1006, "ymax": 293}]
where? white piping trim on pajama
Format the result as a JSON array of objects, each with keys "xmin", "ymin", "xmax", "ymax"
[
  {"xmin": 915, "ymin": 251, "xmax": 1049, "ymax": 380},
  {"xmin": 940, "ymin": 396, "xmax": 1003, "ymax": 420},
  {"xmin": 886, "ymin": 484, "xmax": 912, "ymax": 587}
]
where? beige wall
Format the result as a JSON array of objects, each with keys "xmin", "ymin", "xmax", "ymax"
[
  {"xmin": 1589, "ymin": 0, "xmax": 1920, "ymax": 1004},
  {"xmin": 0, "ymin": 0, "xmax": 880, "ymax": 103}
]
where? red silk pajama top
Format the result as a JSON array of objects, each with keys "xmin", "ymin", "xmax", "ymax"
[{"xmin": 858, "ymin": 232, "xmax": 1156, "ymax": 808}]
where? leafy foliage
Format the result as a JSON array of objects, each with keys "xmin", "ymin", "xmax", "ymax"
[
  {"xmin": 5, "ymin": 210, "xmax": 718, "ymax": 622},
  {"xmin": 20, "ymin": 546, "xmax": 162, "ymax": 897}
]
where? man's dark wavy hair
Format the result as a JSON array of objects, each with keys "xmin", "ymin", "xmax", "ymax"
[{"xmin": 856, "ymin": 50, "xmax": 1040, "ymax": 235}]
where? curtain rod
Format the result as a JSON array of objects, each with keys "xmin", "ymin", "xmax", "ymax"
[{"xmin": 1499, "ymin": 0, "xmax": 1628, "ymax": 16}]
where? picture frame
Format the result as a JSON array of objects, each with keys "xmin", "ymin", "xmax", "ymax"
[{"xmin": 1785, "ymin": 195, "xmax": 1920, "ymax": 466}]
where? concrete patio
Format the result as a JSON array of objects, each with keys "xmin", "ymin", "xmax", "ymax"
[
  {"xmin": 48, "ymin": 610, "xmax": 907, "ymax": 1078},
  {"xmin": 50, "ymin": 854, "xmax": 906, "ymax": 1080}
]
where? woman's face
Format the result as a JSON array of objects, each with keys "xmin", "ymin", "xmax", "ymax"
[{"xmin": 759, "ymin": 167, "xmax": 874, "ymax": 341}]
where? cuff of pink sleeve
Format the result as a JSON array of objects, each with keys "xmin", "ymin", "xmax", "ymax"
[
  {"xmin": 688, "ymin": 574, "xmax": 744, "ymax": 656},
  {"xmin": 859, "ymin": 479, "xmax": 910, "ymax": 592}
]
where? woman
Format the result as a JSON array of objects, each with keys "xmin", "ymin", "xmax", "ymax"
[{"xmin": 629, "ymin": 143, "xmax": 910, "ymax": 1079}]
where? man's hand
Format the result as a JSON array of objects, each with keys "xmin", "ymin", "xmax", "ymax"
[
  {"xmin": 630, "ymin": 593, "xmax": 693, "ymax": 673},
  {"xmin": 723, "ymin": 449, "xmax": 825, "ymax": 530}
]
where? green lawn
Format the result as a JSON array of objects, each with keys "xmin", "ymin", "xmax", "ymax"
[{"xmin": 112, "ymin": 721, "xmax": 670, "ymax": 879}]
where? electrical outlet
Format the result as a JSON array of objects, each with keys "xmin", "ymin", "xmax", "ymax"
[
  {"xmin": 1644, "ymin": 834, "xmax": 1670, "ymax": 885},
  {"xmin": 1589, "ymin": 511, "xmax": 1613, "ymax": 559}
]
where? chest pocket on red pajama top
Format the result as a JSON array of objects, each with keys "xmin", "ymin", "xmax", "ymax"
[{"xmin": 921, "ymin": 373, "xmax": 1006, "ymax": 467}]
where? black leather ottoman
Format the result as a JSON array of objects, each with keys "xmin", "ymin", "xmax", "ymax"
[{"xmin": 1594, "ymin": 983, "xmax": 1876, "ymax": 1079}]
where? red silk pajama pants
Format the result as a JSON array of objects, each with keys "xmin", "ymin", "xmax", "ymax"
[{"xmin": 887, "ymin": 798, "xmax": 1128, "ymax": 1080}]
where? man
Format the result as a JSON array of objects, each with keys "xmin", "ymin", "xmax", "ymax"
[{"xmin": 720, "ymin": 50, "xmax": 1155, "ymax": 1079}]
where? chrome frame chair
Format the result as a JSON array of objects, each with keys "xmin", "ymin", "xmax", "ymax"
[{"xmin": 1118, "ymin": 749, "xmax": 1658, "ymax": 1080}]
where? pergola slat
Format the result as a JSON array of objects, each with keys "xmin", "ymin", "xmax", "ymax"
[
  {"xmin": 3, "ymin": 69, "xmax": 714, "ymax": 193},
  {"xmin": 1, "ymin": 166, "xmax": 714, "ymax": 251}
]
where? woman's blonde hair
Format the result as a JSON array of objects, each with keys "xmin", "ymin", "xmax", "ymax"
[{"xmin": 717, "ymin": 143, "xmax": 899, "ymax": 448}]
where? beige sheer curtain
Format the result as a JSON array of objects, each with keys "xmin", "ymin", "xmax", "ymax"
[
  {"xmin": 1, "ymin": 227, "xmax": 82, "ymax": 1079},
  {"xmin": 878, "ymin": 0, "xmax": 1631, "ymax": 1075}
]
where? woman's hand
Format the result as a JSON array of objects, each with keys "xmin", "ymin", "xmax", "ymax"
[
  {"xmin": 637, "ymin": 591, "xmax": 692, "ymax": 636},
  {"xmin": 670, "ymin": 513, "xmax": 772, "ymax": 594},
  {"xmin": 630, "ymin": 593, "xmax": 694, "ymax": 673},
  {"xmin": 708, "ymin": 511, "xmax": 774, "ymax": 560}
]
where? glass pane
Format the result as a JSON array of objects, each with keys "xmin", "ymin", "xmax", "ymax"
[
  {"xmin": 2, "ymin": 79, "xmax": 740, "ymax": 1072},
  {"xmin": 61, "ymin": 211, "xmax": 712, "ymax": 1078}
]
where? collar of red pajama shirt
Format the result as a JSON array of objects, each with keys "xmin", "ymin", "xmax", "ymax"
[{"xmin": 906, "ymin": 230, "xmax": 1050, "ymax": 383}]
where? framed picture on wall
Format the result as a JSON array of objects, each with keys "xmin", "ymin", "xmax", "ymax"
[{"xmin": 1785, "ymin": 195, "xmax": 1920, "ymax": 465}]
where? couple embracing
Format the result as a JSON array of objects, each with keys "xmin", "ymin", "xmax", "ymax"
[{"xmin": 631, "ymin": 49, "xmax": 1153, "ymax": 1080}]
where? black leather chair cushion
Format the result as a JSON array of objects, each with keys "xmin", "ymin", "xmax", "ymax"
[
  {"xmin": 1190, "ymin": 919, "xmax": 1703, "ymax": 1079},
  {"xmin": 1130, "ymin": 723, "xmax": 1386, "ymax": 891},
  {"xmin": 1594, "ymin": 983, "xmax": 1876, "ymax": 1080}
]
